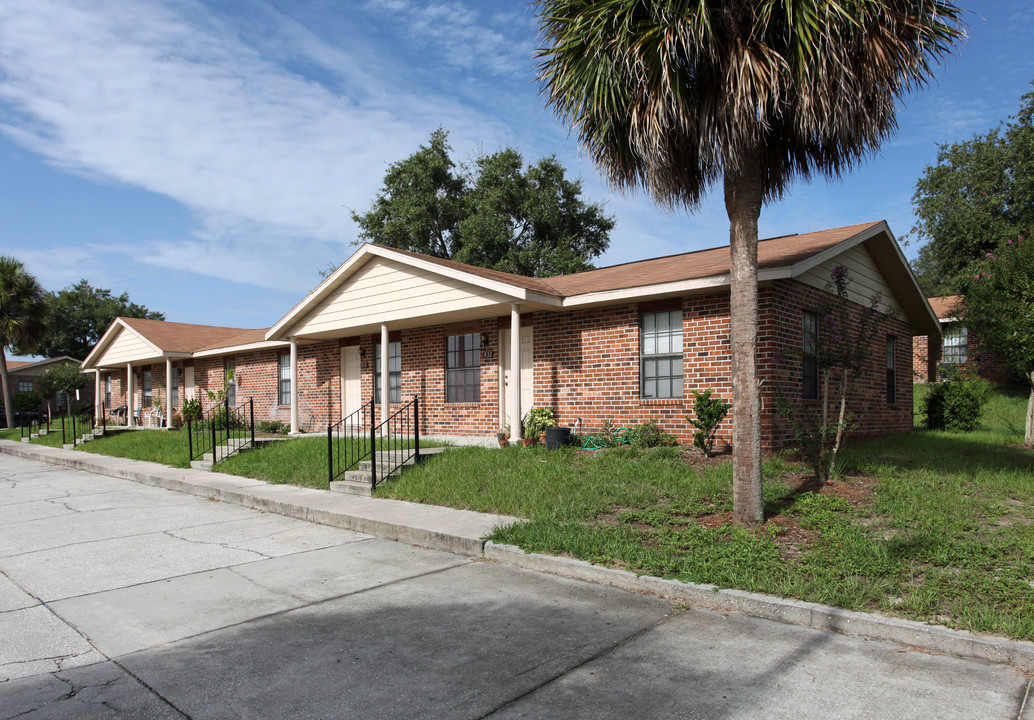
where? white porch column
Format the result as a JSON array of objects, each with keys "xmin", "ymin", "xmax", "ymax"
[
  {"xmin": 289, "ymin": 338, "xmax": 299, "ymax": 434},
  {"xmin": 127, "ymin": 363, "xmax": 134, "ymax": 426},
  {"xmin": 510, "ymin": 303, "xmax": 522, "ymax": 442},
  {"xmin": 165, "ymin": 357, "xmax": 173, "ymax": 428},
  {"xmin": 380, "ymin": 324, "xmax": 389, "ymax": 419},
  {"xmin": 94, "ymin": 371, "xmax": 101, "ymax": 421}
]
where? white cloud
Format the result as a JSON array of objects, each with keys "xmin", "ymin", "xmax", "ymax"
[{"xmin": 0, "ymin": 0, "xmax": 499, "ymax": 291}]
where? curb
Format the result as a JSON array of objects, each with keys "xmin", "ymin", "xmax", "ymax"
[
  {"xmin": 4, "ymin": 439, "xmax": 1034, "ymax": 673},
  {"xmin": 484, "ymin": 542, "xmax": 1034, "ymax": 673}
]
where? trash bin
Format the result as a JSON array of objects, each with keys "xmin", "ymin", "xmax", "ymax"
[{"xmin": 544, "ymin": 426, "xmax": 572, "ymax": 449}]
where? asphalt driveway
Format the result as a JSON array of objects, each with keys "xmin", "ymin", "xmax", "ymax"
[{"xmin": 0, "ymin": 454, "xmax": 1030, "ymax": 719}]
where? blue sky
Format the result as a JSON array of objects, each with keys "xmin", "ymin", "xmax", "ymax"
[{"xmin": 2, "ymin": 0, "xmax": 1033, "ymax": 359}]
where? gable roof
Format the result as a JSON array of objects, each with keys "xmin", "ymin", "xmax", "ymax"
[
  {"xmin": 4, "ymin": 356, "xmax": 83, "ymax": 373},
  {"xmin": 83, "ymin": 317, "xmax": 272, "ymax": 370}
]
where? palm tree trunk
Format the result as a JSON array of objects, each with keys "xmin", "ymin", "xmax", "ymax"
[
  {"xmin": 725, "ymin": 153, "xmax": 764, "ymax": 528},
  {"xmin": 1026, "ymin": 370, "xmax": 1034, "ymax": 447},
  {"xmin": 0, "ymin": 350, "xmax": 12, "ymax": 429}
]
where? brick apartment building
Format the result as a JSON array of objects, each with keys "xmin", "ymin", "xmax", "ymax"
[
  {"xmin": 912, "ymin": 295, "xmax": 1009, "ymax": 383},
  {"xmin": 83, "ymin": 220, "xmax": 938, "ymax": 449}
]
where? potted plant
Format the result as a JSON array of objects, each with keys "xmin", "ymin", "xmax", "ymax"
[
  {"xmin": 521, "ymin": 408, "xmax": 556, "ymax": 446},
  {"xmin": 496, "ymin": 425, "xmax": 511, "ymax": 447}
]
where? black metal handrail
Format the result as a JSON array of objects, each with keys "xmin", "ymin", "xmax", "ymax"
[
  {"xmin": 327, "ymin": 396, "xmax": 420, "ymax": 490},
  {"xmin": 187, "ymin": 398, "xmax": 254, "ymax": 464},
  {"xmin": 372, "ymin": 396, "xmax": 420, "ymax": 490},
  {"xmin": 328, "ymin": 397, "xmax": 375, "ymax": 484},
  {"xmin": 71, "ymin": 408, "xmax": 98, "ymax": 447}
]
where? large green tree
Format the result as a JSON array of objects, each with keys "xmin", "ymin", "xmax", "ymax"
[
  {"xmin": 536, "ymin": 0, "xmax": 963, "ymax": 527},
  {"xmin": 912, "ymin": 89, "xmax": 1034, "ymax": 295},
  {"xmin": 38, "ymin": 280, "xmax": 164, "ymax": 360},
  {"xmin": 963, "ymin": 232, "xmax": 1034, "ymax": 444},
  {"xmin": 0, "ymin": 256, "xmax": 47, "ymax": 428},
  {"xmin": 351, "ymin": 129, "xmax": 614, "ymax": 277}
]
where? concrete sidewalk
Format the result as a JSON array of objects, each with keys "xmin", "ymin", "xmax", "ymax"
[{"xmin": 3, "ymin": 438, "xmax": 1034, "ymax": 676}]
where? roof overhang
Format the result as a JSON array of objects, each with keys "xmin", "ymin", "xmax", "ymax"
[
  {"xmin": 193, "ymin": 340, "xmax": 290, "ymax": 358},
  {"xmin": 82, "ymin": 319, "xmax": 164, "ymax": 370}
]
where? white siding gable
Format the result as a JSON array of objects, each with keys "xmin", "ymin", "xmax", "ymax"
[
  {"xmin": 289, "ymin": 257, "xmax": 513, "ymax": 336},
  {"xmin": 798, "ymin": 243, "xmax": 904, "ymax": 319},
  {"xmin": 96, "ymin": 327, "xmax": 157, "ymax": 366}
]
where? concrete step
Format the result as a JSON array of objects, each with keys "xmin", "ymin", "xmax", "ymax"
[{"xmin": 190, "ymin": 460, "xmax": 214, "ymax": 471}]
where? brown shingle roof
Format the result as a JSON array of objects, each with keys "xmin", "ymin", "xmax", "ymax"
[
  {"xmin": 546, "ymin": 221, "xmax": 881, "ymax": 296},
  {"xmin": 927, "ymin": 295, "xmax": 962, "ymax": 320},
  {"xmin": 6, "ymin": 361, "xmax": 32, "ymax": 370},
  {"xmin": 119, "ymin": 317, "xmax": 268, "ymax": 353}
]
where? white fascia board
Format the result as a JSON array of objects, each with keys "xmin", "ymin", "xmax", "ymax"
[
  {"xmin": 873, "ymin": 227, "xmax": 942, "ymax": 333},
  {"xmin": 193, "ymin": 340, "xmax": 291, "ymax": 359},
  {"xmin": 364, "ymin": 245, "xmax": 540, "ymax": 300},
  {"xmin": 560, "ymin": 270, "xmax": 790, "ymax": 308},
  {"xmin": 788, "ymin": 221, "xmax": 887, "ymax": 278},
  {"xmin": 11, "ymin": 356, "xmax": 85, "ymax": 372}
]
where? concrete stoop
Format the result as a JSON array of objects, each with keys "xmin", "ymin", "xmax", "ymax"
[
  {"xmin": 190, "ymin": 437, "xmax": 254, "ymax": 470},
  {"xmin": 330, "ymin": 447, "xmax": 448, "ymax": 496}
]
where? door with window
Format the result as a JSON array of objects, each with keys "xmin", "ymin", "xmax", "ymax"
[{"xmin": 499, "ymin": 326, "xmax": 534, "ymax": 432}]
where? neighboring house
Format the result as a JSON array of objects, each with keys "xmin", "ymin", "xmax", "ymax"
[
  {"xmin": 83, "ymin": 220, "xmax": 938, "ymax": 449},
  {"xmin": 912, "ymin": 295, "xmax": 1009, "ymax": 383},
  {"xmin": 2, "ymin": 356, "xmax": 94, "ymax": 413}
]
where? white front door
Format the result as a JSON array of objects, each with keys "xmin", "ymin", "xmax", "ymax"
[
  {"xmin": 184, "ymin": 367, "xmax": 195, "ymax": 401},
  {"xmin": 499, "ymin": 325, "xmax": 534, "ymax": 432},
  {"xmin": 340, "ymin": 346, "xmax": 362, "ymax": 422}
]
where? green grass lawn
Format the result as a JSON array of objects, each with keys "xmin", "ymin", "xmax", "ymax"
[
  {"xmin": 382, "ymin": 384, "xmax": 1034, "ymax": 642},
  {"xmin": 78, "ymin": 428, "xmax": 192, "ymax": 468},
  {"xmin": 0, "ymin": 418, "xmax": 89, "ymax": 448}
]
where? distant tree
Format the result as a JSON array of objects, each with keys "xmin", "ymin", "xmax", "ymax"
[
  {"xmin": 38, "ymin": 280, "xmax": 164, "ymax": 360},
  {"xmin": 962, "ymin": 231, "xmax": 1034, "ymax": 445},
  {"xmin": 911, "ymin": 89, "xmax": 1034, "ymax": 295},
  {"xmin": 350, "ymin": 128, "xmax": 614, "ymax": 277},
  {"xmin": 0, "ymin": 256, "xmax": 47, "ymax": 428}
]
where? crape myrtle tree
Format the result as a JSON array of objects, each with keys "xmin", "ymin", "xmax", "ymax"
[
  {"xmin": 911, "ymin": 89, "xmax": 1034, "ymax": 296},
  {"xmin": 535, "ymin": 0, "xmax": 963, "ymax": 527},
  {"xmin": 351, "ymin": 128, "xmax": 615, "ymax": 278},
  {"xmin": 0, "ymin": 256, "xmax": 47, "ymax": 429},
  {"xmin": 963, "ymin": 232, "xmax": 1034, "ymax": 445}
]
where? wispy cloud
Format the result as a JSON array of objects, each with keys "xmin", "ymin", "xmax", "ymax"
[{"xmin": 0, "ymin": 0, "xmax": 497, "ymax": 292}]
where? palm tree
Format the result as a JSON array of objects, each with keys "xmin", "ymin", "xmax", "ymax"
[
  {"xmin": 0, "ymin": 256, "xmax": 47, "ymax": 429},
  {"xmin": 535, "ymin": 0, "xmax": 964, "ymax": 527}
]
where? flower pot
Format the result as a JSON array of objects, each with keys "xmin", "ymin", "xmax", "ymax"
[
  {"xmin": 521, "ymin": 438, "xmax": 536, "ymax": 448},
  {"xmin": 544, "ymin": 426, "xmax": 572, "ymax": 449}
]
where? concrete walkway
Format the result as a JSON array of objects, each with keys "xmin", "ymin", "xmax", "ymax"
[{"xmin": 3, "ymin": 438, "xmax": 1033, "ymax": 676}]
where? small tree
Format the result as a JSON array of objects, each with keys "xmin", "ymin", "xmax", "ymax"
[
  {"xmin": 963, "ymin": 231, "xmax": 1034, "ymax": 445},
  {"xmin": 777, "ymin": 266, "xmax": 883, "ymax": 482},
  {"xmin": 37, "ymin": 363, "xmax": 86, "ymax": 418},
  {"xmin": 687, "ymin": 389, "xmax": 731, "ymax": 458}
]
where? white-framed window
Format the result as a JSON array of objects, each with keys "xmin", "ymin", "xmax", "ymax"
[
  {"xmin": 17, "ymin": 380, "xmax": 33, "ymax": 393},
  {"xmin": 142, "ymin": 370, "xmax": 153, "ymax": 408},
  {"xmin": 170, "ymin": 367, "xmax": 179, "ymax": 407},
  {"xmin": 446, "ymin": 333, "xmax": 481, "ymax": 403},
  {"xmin": 374, "ymin": 341, "xmax": 401, "ymax": 404},
  {"xmin": 105, "ymin": 375, "xmax": 111, "ymax": 408},
  {"xmin": 641, "ymin": 309, "xmax": 683, "ymax": 399},
  {"xmin": 942, "ymin": 324, "xmax": 968, "ymax": 364},
  {"xmin": 278, "ymin": 354, "xmax": 291, "ymax": 406}
]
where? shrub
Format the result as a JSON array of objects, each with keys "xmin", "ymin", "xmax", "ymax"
[
  {"xmin": 687, "ymin": 388, "xmax": 730, "ymax": 457},
  {"xmin": 626, "ymin": 420, "xmax": 678, "ymax": 449},
  {"xmin": 71, "ymin": 400, "xmax": 94, "ymax": 417},
  {"xmin": 522, "ymin": 407, "xmax": 556, "ymax": 438},
  {"xmin": 258, "ymin": 420, "xmax": 288, "ymax": 435},
  {"xmin": 181, "ymin": 398, "xmax": 202, "ymax": 422},
  {"xmin": 924, "ymin": 372, "xmax": 989, "ymax": 432},
  {"xmin": 12, "ymin": 390, "xmax": 41, "ymax": 413}
]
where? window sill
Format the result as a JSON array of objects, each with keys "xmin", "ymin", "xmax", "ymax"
[{"xmin": 639, "ymin": 398, "xmax": 685, "ymax": 405}]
